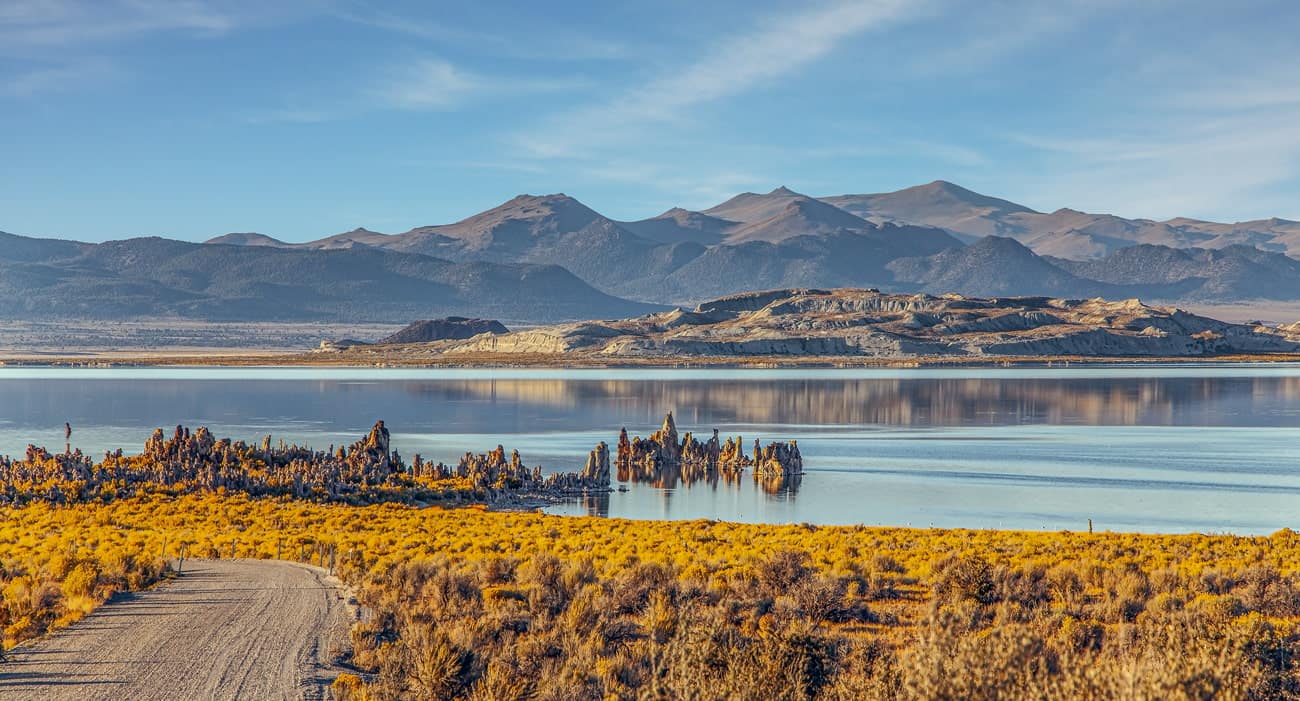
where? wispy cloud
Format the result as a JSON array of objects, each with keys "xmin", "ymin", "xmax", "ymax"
[
  {"xmin": 1011, "ymin": 108, "xmax": 1300, "ymax": 220},
  {"xmin": 1, "ymin": 58, "xmax": 118, "ymax": 97},
  {"xmin": 514, "ymin": 0, "xmax": 928, "ymax": 159},
  {"xmin": 372, "ymin": 57, "xmax": 588, "ymax": 111},
  {"xmin": 0, "ymin": 0, "xmax": 245, "ymax": 98},
  {"xmin": 245, "ymin": 57, "xmax": 588, "ymax": 122},
  {"xmin": 374, "ymin": 58, "xmax": 478, "ymax": 110},
  {"xmin": 1006, "ymin": 47, "xmax": 1300, "ymax": 221},
  {"xmin": 332, "ymin": 7, "xmax": 628, "ymax": 62},
  {"xmin": 0, "ymin": 0, "xmax": 234, "ymax": 48},
  {"xmin": 903, "ymin": 0, "xmax": 1123, "ymax": 76},
  {"xmin": 394, "ymin": 159, "xmax": 551, "ymax": 175},
  {"xmin": 1165, "ymin": 67, "xmax": 1300, "ymax": 112},
  {"xmin": 576, "ymin": 160, "xmax": 769, "ymax": 208},
  {"xmin": 901, "ymin": 140, "xmax": 988, "ymax": 168},
  {"xmin": 240, "ymin": 108, "xmax": 336, "ymax": 125}
]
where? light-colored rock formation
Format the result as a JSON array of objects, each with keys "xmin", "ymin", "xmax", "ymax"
[
  {"xmin": 0, "ymin": 421, "xmax": 409, "ymax": 503},
  {"xmin": 314, "ymin": 338, "xmax": 371, "ymax": 353},
  {"xmin": 581, "ymin": 441, "xmax": 610, "ymax": 483},
  {"xmin": 1, "ymin": 417, "xmax": 798, "ymax": 505},
  {"xmin": 754, "ymin": 440, "xmax": 803, "ymax": 478},
  {"xmin": 1, "ymin": 421, "xmax": 620, "ymax": 505},
  {"xmin": 439, "ymin": 288, "xmax": 1300, "ymax": 359},
  {"xmin": 615, "ymin": 413, "xmax": 802, "ymax": 488},
  {"xmin": 409, "ymin": 440, "xmax": 612, "ymax": 495}
]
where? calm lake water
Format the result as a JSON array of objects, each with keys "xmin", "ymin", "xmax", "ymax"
[{"xmin": 1, "ymin": 365, "xmax": 1297, "ymax": 534}]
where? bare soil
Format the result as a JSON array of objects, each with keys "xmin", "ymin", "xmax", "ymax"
[{"xmin": 0, "ymin": 559, "xmax": 355, "ymax": 701}]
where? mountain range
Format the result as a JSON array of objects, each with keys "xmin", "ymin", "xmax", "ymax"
[
  {"xmin": 0, "ymin": 233, "xmax": 653, "ymax": 322},
  {"xmin": 5, "ymin": 181, "xmax": 1300, "ymax": 323}
]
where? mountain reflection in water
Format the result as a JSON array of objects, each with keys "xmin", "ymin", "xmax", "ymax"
[{"xmin": 372, "ymin": 374, "xmax": 1300, "ymax": 429}]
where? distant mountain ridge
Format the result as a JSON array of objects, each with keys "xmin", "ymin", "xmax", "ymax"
[
  {"xmin": 199, "ymin": 187, "xmax": 968, "ymax": 304},
  {"xmin": 0, "ymin": 231, "xmax": 657, "ymax": 322},
  {"xmin": 825, "ymin": 181, "xmax": 1300, "ymax": 259},
  {"xmin": 202, "ymin": 180, "xmax": 1300, "ymax": 264},
  {"xmin": 190, "ymin": 182, "xmax": 1300, "ymax": 306},
  {"xmin": 4, "ymin": 180, "xmax": 1300, "ymax": 325}
]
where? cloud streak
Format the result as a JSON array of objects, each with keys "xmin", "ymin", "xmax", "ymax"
[
  {"xmin": 0, "ymin": 0, "xmax": 246, "ymax": 98},
  {"xmin": 373, "ymin": 57, "xmax": 590, "ymax": 111},
  {"xmin": 245, "ymin": 57, "xmax": 588, "ymax": 122},
  {"xmin": 375, "ymin": 58, "xmax": 478, "ymax": 110},
  {"xmin": 515, "ymin": 0, "xmax": 927, "ymax": 159},
  {"xmin": 1011, "ymin": 107, "xmax": 1300, "ymax": 220},
  {"xmin": 334, "ymin": 7, "xmax": 628, "ymax": 62},
  {"xmin": 1005, "ymin": 47, "xmax": 1300, "ymax": 220},
  {"xmin": 1, "ymin": 59, "xmax": 118, "ymax": 97},
  {"xmin": 0, "ymin": 0, "xmax": 234, "ymax": 48}
]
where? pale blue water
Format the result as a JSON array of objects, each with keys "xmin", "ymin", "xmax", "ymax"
[{"xmin": 0, "ymin": 365, "xmax": 1297, "ymax": 534}]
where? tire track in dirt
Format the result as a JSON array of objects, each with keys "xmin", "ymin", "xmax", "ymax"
[{"xmin": 0, "ymin": 559, "xmax": 354, "ymax": 701}]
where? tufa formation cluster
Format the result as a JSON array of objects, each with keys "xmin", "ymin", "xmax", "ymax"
[
  {"xmin": 615, "ymin": 412, "xmax": 802, "ymax": 486},
  {"xmin": 408, "ymin": 441, "xmax": 610, "ymax": 497},
  {"xmin": 0, "ymin": 416, "xmax": 795, "ymax": 506}
]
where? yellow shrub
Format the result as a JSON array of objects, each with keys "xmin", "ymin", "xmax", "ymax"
[
  {"xmin": 61, "ymin": 562, "xmax": 98, "ymax": 598},
  {"xmin": 1, "ymin": 494, "xmax": 1298, "ymax": 698}
]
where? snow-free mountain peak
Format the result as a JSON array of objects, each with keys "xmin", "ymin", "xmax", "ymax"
[
  {"xmin": 205, "ymin": 232, "xmax": 293, "ymax": 248},
  {"xmin": 621, "ymin": 207, "xmax": 735, "ymax": 245},
  {"xmin": 701, "ymin": 186, "xmax": 814, "ymax": 224},
  {"xmin": 725, "ymin": 196, "xmax": 872, "ymax": 244}
]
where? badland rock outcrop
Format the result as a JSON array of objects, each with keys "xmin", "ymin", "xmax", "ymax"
[{"xmin": 425, "ymin": 288, "xmax": 1300, "ymax": 360}]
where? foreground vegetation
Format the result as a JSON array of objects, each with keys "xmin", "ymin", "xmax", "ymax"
[{"xmin": 2, "ymin": 493, "xmax": 1297, "ymax": 699}]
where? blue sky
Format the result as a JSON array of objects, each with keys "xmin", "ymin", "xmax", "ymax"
[{"xmin": 3, "ymin": 0, "xmax": 1299, "ymax": 242}]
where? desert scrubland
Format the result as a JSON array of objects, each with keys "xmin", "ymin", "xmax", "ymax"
[{"xmin": 1, "ymin": 488, "xmax": 1297, "ymax": 700}]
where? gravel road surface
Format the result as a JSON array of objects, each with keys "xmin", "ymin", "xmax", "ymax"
[{"xmin": 0, "ymin": 559, "xmax": 354, "ymax": 700}]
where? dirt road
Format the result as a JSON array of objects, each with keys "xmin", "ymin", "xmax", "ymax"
[{"xmin": 0, "ymin": 559, "xmax": 355, "ymax": 701}]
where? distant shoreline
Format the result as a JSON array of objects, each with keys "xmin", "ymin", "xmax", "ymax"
[{"xmin": 6, "ymin": 350, "xmax": 1300, "ymax": 369}]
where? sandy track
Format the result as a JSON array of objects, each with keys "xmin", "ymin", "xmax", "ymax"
[{"xmin": 0, "ymin": 559, "xmax": 355, "ymax": 701}]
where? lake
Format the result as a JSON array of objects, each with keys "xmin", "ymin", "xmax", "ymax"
[{"xmin": 1, "ymin": 365, "xmax": 1297, "ymax": 534}]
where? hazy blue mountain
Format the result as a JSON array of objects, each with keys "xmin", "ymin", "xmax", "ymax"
[
  {"xmin": 822, "ymin": 180, "xmax": 1300, "ymax": 260},
  {"xmin": 887, "ymin": 236, "xmax": 1101, "ymax": 297},
  {"xmin": 824, "ymin": 180, "xmax": 1034, "ymax": 237},
  {"xmin": 222, "ymin": 189, "xmax": 966, "ymax": 304},
  {"xmin": 0, "ymin": 235, "xmax": 659, "ymax": 322},
  {"xmin": 619, "ymin": 208, "xmax": 733, "ymax": 245},
  {"xmin": 0, "ymin": 230, "xmax": 90, "ymax": 263},
  {"xmin": 204, "ymin": 232, "xmax": 294, "ymax": 248},
  {"xmin": 1049, "ymin": 244, "xmax": 1300, "ymax": 301}
]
